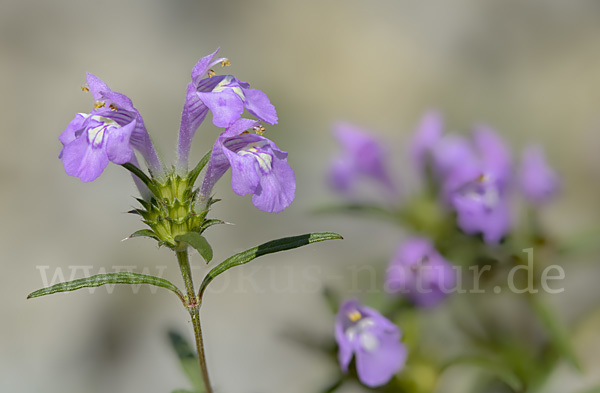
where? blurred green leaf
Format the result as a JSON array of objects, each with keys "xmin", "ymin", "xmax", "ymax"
[
  {"xmin": 319, "ymin": 378, "xmax": 344, "ymax": 393},
  {"xmin": 198, "ymin": 232, "xmax": 343, "ymax": 298},
  {"xmin": 530, "ymin": 296, "xmax": 582, "ymax": 372},
  {"xmin": 176, "ymin": 233, "xmax": 213, "ymax": 263},
  {"xmin": 187, "ymin": 150, "xmax": 212, "ymax": 187},
  {"xmin": 168, "ymin": 330, "xmax": 204, "ymax": 393},
  {"xmin": 27, "ymin": 272, "xmax": 184, "ymax": 302},
  {"xmin": 442, "ymin": 355, "xmax": 524, "ymax": 391},
  {"xmin": 322, "ymin": 286, "xmax": 340, "ymax": 315}
]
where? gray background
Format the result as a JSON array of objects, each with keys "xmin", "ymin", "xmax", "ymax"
[{"xmin": 2, "ymin": 1, "xmax": 600, "ymax": 392}]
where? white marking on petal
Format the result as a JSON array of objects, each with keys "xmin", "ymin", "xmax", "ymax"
[
  {"xmin": 238, "ymin": 142, "xmax": 273, "ymax": 172},
  {"xmin": 212, "ymin": 75, "xmax": 245, "ymax": 100},
  {"xmin": 359, "ymin": 332, "xmax": 380, "ymax": 352},
  {"xmin": 344, "ymin": 316, "xmax": 377, "ymax": 348},
  {"xmin": 86, "ymin": 116, "xmax": 120, "ymax": 148}
]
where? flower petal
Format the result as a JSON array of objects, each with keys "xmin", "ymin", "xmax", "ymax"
[
  {"xmin": 355, "ymin": 331, "xmax": 406, "ymax": 388},
  {"xmin": 61, "ymin": 133, "xmax": 109, "ymax": 182},
  {"xmin": 191, "ymin": 48, "xmax": 220, "ymax": 84},
  {"xmin": 410, "ymin": 110, "xmax": 443, "ymax": 170},
  {"xmin": 221, "ymin": 118, "xmax": 261, "ymax": 138},
  {"xmin": 197, "ymin": 90, "xmax": 244, "ymax": 127},
  {"xmin": 85, "ymin": 73, "xmax": 110, "ymax": 101},
  {"xmin": 244, "ymin": 88, "xmax": 278, "ymax": 125},
  {"xmin": 59, "ymin": 113, "xmax": 88, "ymax": 150},
  {"xmin": 106, "ymin": 121, "xmax": 135, "ymax": 164},
  {"xmin": 251, "ymin": 158, "xmax": 296, "ymax": 213}
]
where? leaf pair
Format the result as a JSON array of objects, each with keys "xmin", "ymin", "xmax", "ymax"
[{"xmin": 27, "ymin": 232, "xmax": 342, "ymax": 302}]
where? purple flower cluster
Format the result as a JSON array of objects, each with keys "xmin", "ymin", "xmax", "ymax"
[
  {"xmin": 59, "ymin": 50, "xmax": 295, "ymax": 213},
  {"xmin": 335, "ymin": 300, "xmax": 407, "ymax": 387},
  {"xmin": 329, "ymin": 122, "xmax": 396, "ymax": 197},
  {"xmin": 411, "ymin": 112, "xmax": 560, "ymax": 243},
  {"xmin": 326, "ymin": 112, "xmax": 561, "ymax": 389},
  {"xmin": 386, "ymin": 237, "xmax": 456, "ymax": 307}
]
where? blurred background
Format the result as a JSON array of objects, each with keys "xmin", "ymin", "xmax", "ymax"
[{"xmin": 2, "ymin": 0, "xmax": 600, "ymax": 392}]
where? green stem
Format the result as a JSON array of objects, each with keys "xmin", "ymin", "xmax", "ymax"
[{"xmin": 176, "ymin": 250, "xmax": 213, "ymax": 393}]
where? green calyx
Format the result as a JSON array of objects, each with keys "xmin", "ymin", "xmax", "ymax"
[{"xmin": 129, "ymin": 171, "xmax": 219, "ymax": 252}]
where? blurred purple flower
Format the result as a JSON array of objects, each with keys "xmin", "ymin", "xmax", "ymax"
[
  {"xmin": 59, "ymin": 73, "xmax": 162, "ymax": 182},
  {"xmin": 329, "ymin": 122, "xmax": 396, "ymax": 196},
  {"xmin": 386, "ymin": 237, "xmax": 455, "ymax": 307},
  {"xmin": 442, "ymin": 126, "xmax": 513, "ymax": 243},
  {"xmin": 335, "ymin": 299, "xmax": 406, "ymax": 388},
  {"xmin": 518, "ymin": 145, "xmax": 560, "ymax": 204},
  {"xmin": 178, "ymin": 49, "xmax": 277, "ymax": 168},
  {"xmin": 201, "ymin": 119, "xmax": 295, "ymax": 213},
  {"xmin": 410, "ymin": 110, "xmax": 444, "ymax": 171}
]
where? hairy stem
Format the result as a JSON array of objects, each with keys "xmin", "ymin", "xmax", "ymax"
[{"xmin": 176, "ymin": 249, "xmax": 213, "ymax": 393}]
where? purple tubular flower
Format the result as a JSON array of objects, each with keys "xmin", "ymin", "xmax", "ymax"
[
  {"xmin": 519, "ymin": 145, "xmax": 560, "ymax": 204},
  {"xmin": 335, "ymin": 300, "xmax": 407, "ymax": 388},
  {"xmin": 177, "ymin": 49, "xmax": 278, "ymax": 169},
  {"xmin": 386, "ymin": 237, "xmax": 456, "ymax": 307},
  {"xmin": 410, "ymin": 110, "xmax": 444, "ymax": 171},
  {"xmin": 201, "ymin": 119, "xmax": 295, "ymax": 213},
  {"xmin": 59, "ymin": 74, "xmax": 162, "ymax": 182},
  {"xmin": 328, "ymin": 122, "xmax": 396, "ymax": 196},
  {"xmin": 442, "ymin": 126, "xmax": 512, "ymax": 243}
]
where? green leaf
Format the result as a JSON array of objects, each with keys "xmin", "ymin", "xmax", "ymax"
[
  {"xmin": 121, "ymin": 163, "xmax": 159, "ymax": 196},
  {"xmin": 441, "ymin": 355, "xmax": 524, "ymax": 391},
  {"xmin": 128, "ymin": 229, "xmax": 159, "ymax": 241},
  {"xmin": 530, "ymin": 296, "xmax": 582, "ymax": 371},
  {"xmin": 175, "ymin": 233, "xmax": 213, "ymax": 263},
  {"xmin": 319, "ymin": 378, "xmax": 344, "ymax": 393},
  {"xmin": 187, "ymin": 150, "xmax": 212, "ymax": 187},
  {"xmin": 198, "ymin": 232, "xmax": 342, "ymax": 298},
  {"xmin": 27, "ymin": 272, "xmax": 184, "ymax": 302},
  {"xmin": 171, "ymin": 390, "xmax": 198, "ymax": 393},
  {"xmin": 322, "ymin": 286, "xmax": 341, "ymax": 315},
  {"xmin": 199, "ymin": 219, "xmax": 226, "ymax": 232},
  {"xmin": 168, "ymin": 330, "xmax": 205, "ymax": 392}
]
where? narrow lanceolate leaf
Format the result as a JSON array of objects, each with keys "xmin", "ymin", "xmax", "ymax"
[
  {"xmin": 168, "ymin": 330, "xmax": 205, "ymax": 393},
  {"xmin": 175, "ymin": 233, "xmax": 213, "ymax": 263},
  {"xmin": 121, "ymin": 163, "xmax": 159, "ymax": 196},
  {"xmin": 128, "ymin": 229, "xmax": 159, "ymax": 241},
  {"xmin": 199, "ymin": 232, "xmax": 342, "ymax": 298},
  {"xmin": 188, "ymin": 150, "xmax": 212, "ymax": 187},
  {"xmin": 27, "ymin": 272, "xmax": 184, "ymax": 302},
  {"xmin": 199, "ymin": 219, "xmax": 226, "ymax": 232}
]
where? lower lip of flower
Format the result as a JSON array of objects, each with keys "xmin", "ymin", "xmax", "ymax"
[{"xmin": 87, "ymin": 116, "xmax": 119, "ymax": 147}]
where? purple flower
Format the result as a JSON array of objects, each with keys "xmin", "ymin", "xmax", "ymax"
[
  {"xmin": 328, "ymin": 122, "xmax": 396, "ymax": 196},
  {"xmin": 410, "ymin": 110, "xmax": 444, "ymax": 171},
  {"xmin": 386, "ymin": 237, "xmax": 456, "ymax": 307},
  {"xmin": 335, "ymin": 300, "xmax": 406, "ymax": 388},
  {"xmin": 518, "ymin": 145, "xmax": 560, "ymax": 204},
  {"xmin": 431, "ymin": 134, "xmax": 478, "ymax": 179},
  {"xmin": 59, "ymin": 73, "xmax": 162, "ymax": 182},
  {"xmin": 442, "ymin": 126, "xmax": 512, "ymax": 243},
  {"xmin": 201, "ymin": 119, "xmax": 295, "ymax": 213},
  {"xmin": 178, "ymin": 49, "xmax": 277, "ymax": 168}
]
